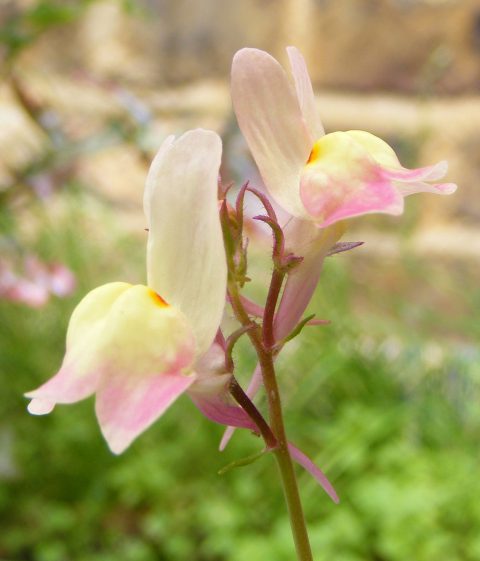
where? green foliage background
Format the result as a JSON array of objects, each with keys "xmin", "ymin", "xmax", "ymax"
[
  {"xmin": 1, "ymin": 4, "xmax": 478, "ymax": 559},
  {"xmin": 1, "ymin": 192, "xmax": 478, "ymax": 561}
]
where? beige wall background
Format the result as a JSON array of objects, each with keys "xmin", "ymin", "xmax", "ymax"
[
  {"xmin": 1, "ymin": 0, "xmax": 479, "ymax": 246},
  {"xmin": 22, "ymin": 0, "xmax": 479, "ymax": 93}
]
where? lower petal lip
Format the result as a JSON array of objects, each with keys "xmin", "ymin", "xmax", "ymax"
[
  {"xmin": 27, "ymin": 398, "xmax": 55, "ymax": 415},
  {"xmin": 300, "ymin": 166, "xmax": 405, "ymax": 227},
  {"xmin": 96, "ymin": 372, "xmax": 196, "ymax": 454}
]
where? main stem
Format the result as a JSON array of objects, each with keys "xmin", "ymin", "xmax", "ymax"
[
  {"xmin": 228, "ymin": 277, "xmax": 314, "ymax": 561},
  {"xmin": 258, "ymin": 348, "xmax": 314, "ymax": 561}
]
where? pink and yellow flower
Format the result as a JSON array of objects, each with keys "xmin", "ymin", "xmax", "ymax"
[
  {"xmin": 26, "ymin": 129, "xmax": 228, "ymax": 454},
  {"xmin": 221, "ymin": 46, "xmax": 457, "ymax": 451},
  {"xmin": 231, "ymin": 46, "xmax": 457, "ymax": 228}
]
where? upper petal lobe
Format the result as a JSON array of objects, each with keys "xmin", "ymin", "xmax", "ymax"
[
  {"xmin": 231, "ymin": 48, "xmax": 312, "ymax": 218},
  {"xmin": 145, "ymin": 129, "xmax": 227, "ymax": 357}
]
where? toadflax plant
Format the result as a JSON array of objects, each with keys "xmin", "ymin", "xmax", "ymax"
[{"xmin": 26, "ymin": 47, "xmax": 457, "ymax": 561}]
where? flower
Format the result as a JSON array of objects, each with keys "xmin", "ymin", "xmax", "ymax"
[
  {"xmin": 221, "ymin": 46, "xmax": 457, "ymax": 451},
  {"xmin": 0, "ymin": 256, "xmax": 75, "ymax": 308},
  {"xmin": 231, "ymin": 47, "xmax": 457, "ymax": 228},
  {"xmin": 25, "ymin": 129, "xmax": 229, "ymax": 454}
]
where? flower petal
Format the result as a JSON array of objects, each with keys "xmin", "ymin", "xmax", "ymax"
[
  {"xmin": 300, "ymin": 132, "xmax": 404, "ymax": 226},
  {"xmin": 382, "ymin": 160, "xmax": 448, "ymax": 182},
  {"xmin": 393, "ymin": 180, "xmax": 457, "ymax": 197},
  {"xmin": 380, "ymin": 161, "xmax": 457, "ymax": 196},
  {"xmin": 93, "ymin": 284, "xmax": 196, "ymax": 377},
  {"xmin": 145, "ymin": 129, "xmax": 226, "ymax": 357},
  {"xmin": 274, "ymin": 219, "xmax": 344, "ymax": 340},
  {"xmin": 25, "ymin": 282, "xmax": 132, "ymax": 409},
  {"xmin": 65, "ymin": 282, "xmax": 131, "ymax": 349},
  {"xmin": 288, "ymin": 442, "xmax": 339, "ymax": 504},
  {"xmin": 231, "ymin": 48, "xmax": 312, "ymax": 218},
  {"xmin": 81, "ymin": 284, "xmax": 195, "ymax": 454},
  {"xmin": 96, "ymin": 372, "xmax": 195, "ymax": 454},
  {"xmin": 193, "ymin": 342, "xmax": 227, "ymax": 380},
  {"xmin": 344, "ymin": 130, "xmax": 400, "ymax": 168},
  {"xmin": 27, "ymin": 398, "xmax": 55, "ymax": 415},
  {"xmin": 25, "ymin": 363, "xmax": 101, "ymax": 412},
  {"xmin": 190, "ymin": 392, "xmax": 257, "ymax": 431},
  {"xmin": 287, "ymin": 46, "xmax": 324, "ymax": 139},
  {"xmin": 344, "ymin": 132, "xmax": 457, "ymax": 195},
  {"xmin": 238, "ymin": 294, "xmax": 265, "ymax": 318},
  {"xmin": 302, "ymin": 176, "xmax": 404, "ymax": 228}
]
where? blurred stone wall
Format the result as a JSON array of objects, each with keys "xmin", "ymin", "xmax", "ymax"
[
  {"xmin": 2, "ymin": 0, "xmax": 479, "ymax": 235},
  {"xmin": 22, "ymin": 0, "xmax": 480, "ymax": 93},
  {"xmin": 306, "ymin": 0, "xmax": 480, "ymax": 94},
  {"xmin": 78, "ymin": 0, "xmax": 287, "ymax": 85}
]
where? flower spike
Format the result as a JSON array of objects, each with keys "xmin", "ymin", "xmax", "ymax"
[{"xmin": 223, "ymin": 48, "xmax": 457, "ymax": 452}]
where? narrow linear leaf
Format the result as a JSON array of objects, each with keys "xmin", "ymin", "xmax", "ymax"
[{"xmin": 218, "ymin": 448, "xmax": 269, "ymax": 475}]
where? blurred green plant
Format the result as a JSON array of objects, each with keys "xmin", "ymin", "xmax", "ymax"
[
  {"xmin": 0, "ymin": 0, "xmax": 97, "ymax": 60},
  {"xmin": 1, "ymin": 193, "xmax": 478, "ymax": 561}
]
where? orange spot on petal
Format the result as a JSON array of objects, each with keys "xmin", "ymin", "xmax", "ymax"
[
  {"xmin": 148, "ymin": 289, "xmax": 168, "ymax": 307},
  {"xmin": 307, "ymin": 141, "xmax": 322, "ymax": 165}
]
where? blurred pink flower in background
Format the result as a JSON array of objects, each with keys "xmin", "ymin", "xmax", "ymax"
[{"xmin": 0, "ymin": 255, "xmax": 76, "ymax": 308}]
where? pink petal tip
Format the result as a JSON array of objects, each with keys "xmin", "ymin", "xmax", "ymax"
[
  {"xmin": 27, "ymin": 398, "xmax": 55, "ymax": 415},
  {"xmin": 288, "ymin": 442, "xmax": 339, "ymax": 504}
]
